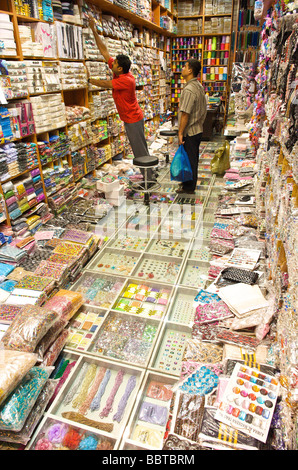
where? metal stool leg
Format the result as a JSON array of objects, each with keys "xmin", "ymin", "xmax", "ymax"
[{"xmin": 144, "ymin": 168, "xmax": 150, "ymax": 205}]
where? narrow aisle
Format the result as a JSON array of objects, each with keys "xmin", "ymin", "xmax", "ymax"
[{"xmin": 26, "ymin": 137, "xmax": 274, "ymax": 451}]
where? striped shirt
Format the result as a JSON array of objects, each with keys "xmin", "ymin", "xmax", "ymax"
[{"xmin": 178, "ymin": 78, "xmax": 207, "ymax": 136}]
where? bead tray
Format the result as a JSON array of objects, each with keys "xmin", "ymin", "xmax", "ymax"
[
  {"xmin": 188, "ymin": 239, "xmax": 211, "ymax": 262},
  {"xmin": 120, "ymin": 371, "xmax": 178, "ymax": 450},
  {"xmin": 107, "ymin": 233, "xmax": 150, "ymax": 252},
  {"xmin": 133, "ymin": 254, "xmax": 182, "ymax": 284},
  {"xmin": 89, "ymin": 310, "xmax": 161, "ymax": 367},
  {"xmin": 112, "ymin": 279, "xmax": 173, "ymax": 320},
  {"xmin": 149, "ymin": 324, "xmax": 192, "ymax": 376},
  {"xmin": 167, "ymin": 287, "xmax": 197, "ymax": 325},
  {"xmin": 86, "ymin": 248, "xmax": 141, "ymax": 276},
  {"xmin": 65, "ymin": 305, "xmax": 107, "ymax": 353},
  {"xmin": 28, "ymin": 415, "xmax": 117, "ymax": 450},
  {"xmin": 48, "ymin": 354, "xmax": 145, "ymax": 442},
  {"xmin": 71, "ymin": 271, "xmax": 125, "ymax": 309},
  {"xmin": 180, "ymin": 260, "xmax": 210, "ymax": 289},
  {"xmin": 195, "ymin": 222, "xmax": 214, "ymax": 240},
  {"xmin": 145, "ymin": 237, "xmax": 190, "ymax": 258}
]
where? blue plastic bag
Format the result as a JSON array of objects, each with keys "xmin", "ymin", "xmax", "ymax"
[{"xmin": 170, "ymin": 145, "xmax": 193, "ymax": 182}]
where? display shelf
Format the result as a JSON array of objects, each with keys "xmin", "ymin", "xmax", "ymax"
[
  {"xmin": 43, "ymin": 353, "xmax": 145, "ymax": 447},
  {"xmin": 149, "ymin": 322, "xmax": 192, "ymax": 376},
  {"xmin": 166, "ymin": 286, "xmax": 198, "ymax": 325},
  {"xmin": 88, "ymin": 310, "xmax": 162, "ymax": 367},
  {"xmin": 86, "ymin": 247, "xmax": 142, "ymax": 276},
  {"xmin": 171, "ymin": 0, "xmax": 235, "ymax": 127},
  {"xmin": 71, "ymin": 270, "xmax": 126, "ymax": 310},
  {"xmin": 0, "ymin": 0, "xmax": 174, "ymax": 231},
  {"xmin": 119, "ymin": 371, "xmax": 178, "ymax": 450}
]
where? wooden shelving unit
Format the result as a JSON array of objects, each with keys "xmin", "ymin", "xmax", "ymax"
[
  {"xmin": 170, "ymin": 0, "xmax": 235, "ymax": 130},
  {"xmin": 0, "ymin": 0, "xmax": 175, "ymax": 226}
]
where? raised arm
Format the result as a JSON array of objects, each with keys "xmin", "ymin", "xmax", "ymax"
[{"xmin": 88, "ymin": 15, "xmax": 111, "ymax": 63}]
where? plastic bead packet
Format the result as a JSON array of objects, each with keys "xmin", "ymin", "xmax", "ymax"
[
  {"xmin": 31, "ymin": 418, "xmax": 115, "ymax": 450},
  {"xmin": 15, "ymin": 275, "xmax": 56, "ymax": 296},
  {"xmin": 35, "ymin": 318, "xmax": 68, "ymax": 362},
  {"xmin": 194, "ymin": 300, "xmax": 234, "ymax": 324},
  {"xmin": 221, "ymin": 343, "xmax": 269, "ymax": 366},
  {"xmin": 163, "ymin": 433, "xmax": 205, "ymax": 450},
  {"xmin": 179, "ymin": 360, "xmax": 223, "ymax": 385},
  {"xmin": 1, "ymin": 305, "xmax": 59, "ymax": 353},
  {"xmin": 0, "ymin": 366, "xmax": 53, "ymax": 432},
  {"xmin": 209, "ymin": 238, "xmax": 235, "ymax": 255},
  {"xmin": 224, "ymin": 359, "xmax": 277, "ymax": 377},
  {"xmin": 132, "ymin": 424, "xmax": 164, "ymax": 448},
  {"xmin": 44, "ymin": 290, "xmax": 84, "ymax": 321},
  {"xmin": 0, "ymin": 349, "xmax": 37, "ymax": 406},
  {"xmin": 199, "ymin": 406, "xmax": 261, "ymax": 450},
  {"xmin": 146, "ymin": 381, "xmax": 173, "ymax": 402},
  {"xmin": 41, "ymin": 329, "xmax": 70, "ymax": 367},
  {"xmin": 0, "ymin": 305, "xmax": 22, "ymax": 325},
  {"xmin": 0, "ymin": 379, "xmax": 57, "ymax": 445},
  {"xmin": 138, "ymin": 402, "xmax": 169, "ymax": 427},
  {"xmin": 182, "ymin": 338, "xmax": 223, "ymax": 365},
  {"xmin": 172, "ymin": 392, "xmax": 205, "ymax": 442},
  {"xmin": 34, "ymin": 261, "xmax": 69, "ymax": 284},
  {"xmin": 178, "ymin": 366, "xmax": 220, "ymax": 396},
  {"xmin": 53, "ymin": 241, "xmax": 87, "ymax": 258},
  {"xmin": 61, "ymin": 228, "xmax": 93, "ymax": 245},
  {"xmin": 193, "ymin": 323, "xmax": 260, "ymax": 350}
]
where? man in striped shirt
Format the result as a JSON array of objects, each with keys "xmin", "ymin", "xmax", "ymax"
[{"xmin": 177, "ymin": 59, "xmax": 207, "ymax": 194}]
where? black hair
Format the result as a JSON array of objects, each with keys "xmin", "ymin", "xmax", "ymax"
[
  {"xmin": 116, "ymin": 54, "xmax": 131, "ymax": 74},
  {"xmin": 186, "ymin": 59, "xmax": 201, "ymax": 77}
]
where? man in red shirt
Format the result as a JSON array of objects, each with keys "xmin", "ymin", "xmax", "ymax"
[{"xmin": 87, "ymin": 16, "xmax": 153, "ymax": 181}]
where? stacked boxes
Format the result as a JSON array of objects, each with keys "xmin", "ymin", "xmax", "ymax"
[
  {"xmin": 0, "ymin": 61, "xmax": 28, "ymax": 99},
  {"xmin": 0, "ymin": 14, "xmax": 17, "ymax": 56},
  {"xmin": 60, "ymin": 61, "xmax": 87, "ymax": 90},
  {"xmin": 30, "ymin": 93, "xmax": 66, "ymax": 133}
]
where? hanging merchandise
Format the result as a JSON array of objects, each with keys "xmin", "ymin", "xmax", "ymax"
[{"xmin": 254, "ymin": 1, "xmax": 264, "ymax": 20}]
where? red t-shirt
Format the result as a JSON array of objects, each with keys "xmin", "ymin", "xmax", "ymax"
[{"xmin": 108, "ymin": 57, "xmax": 143, "ymax": 124}]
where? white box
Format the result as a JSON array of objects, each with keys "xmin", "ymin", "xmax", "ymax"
[
  {"xmin": 106, "ymin": 194, "xmax": 125, "ymax": 207},
  {"xmin": 106, "ymin": 186, "xmax": 124, "ymax": 199},
  {"xmin": 97, "ymin": 179, "xmax": 119, "ymax": 192}
]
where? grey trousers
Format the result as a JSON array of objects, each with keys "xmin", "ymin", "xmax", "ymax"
[{"xmin": 124, "ymin": 119, "xmax": 154, "ymax": 181}]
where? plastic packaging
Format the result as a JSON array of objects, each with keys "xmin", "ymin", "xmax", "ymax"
[
  {"xmin": 0, "ymin": 349, "xmax": 37, "ymax": 406},
  {"xmin": 36, "ymin": 318, "xmax": 68, "ymax": 362},
  {"xmin": 138, "ymin": 401, "xmax": 169, "ymax": 426},
  {"xmin": 173, "ymin": 392, "xmax": 205, "ymax": 441},
  {"xmin": 0, "ymin": 379, "xmax": 57, "ymax": 444},
  {"xmin": 44, "ymin": 290, "xmax": 84, "ymax": 321},
  {"xmin": 0, "ymin": 366, "xmax": 53, "ymax": 432},
  {"xmin": 1, "ymin": 305, "xmax": 59, "ymax": 353},
  {"xmin": 170, "ymin": 145, "xmax": 193, "ymax": 182}
]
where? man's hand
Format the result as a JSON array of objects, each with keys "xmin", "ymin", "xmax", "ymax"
[
  {"xmin": 87, "ymin": 15, "xmax": 111, "ymax": 63},
  {"xmin": 178, "ymin": 131, "xmax": 185, "ymax": 146},
  {"xmin": 88, "ymin": 14, "xmax": 97, "ymax": 31}
]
